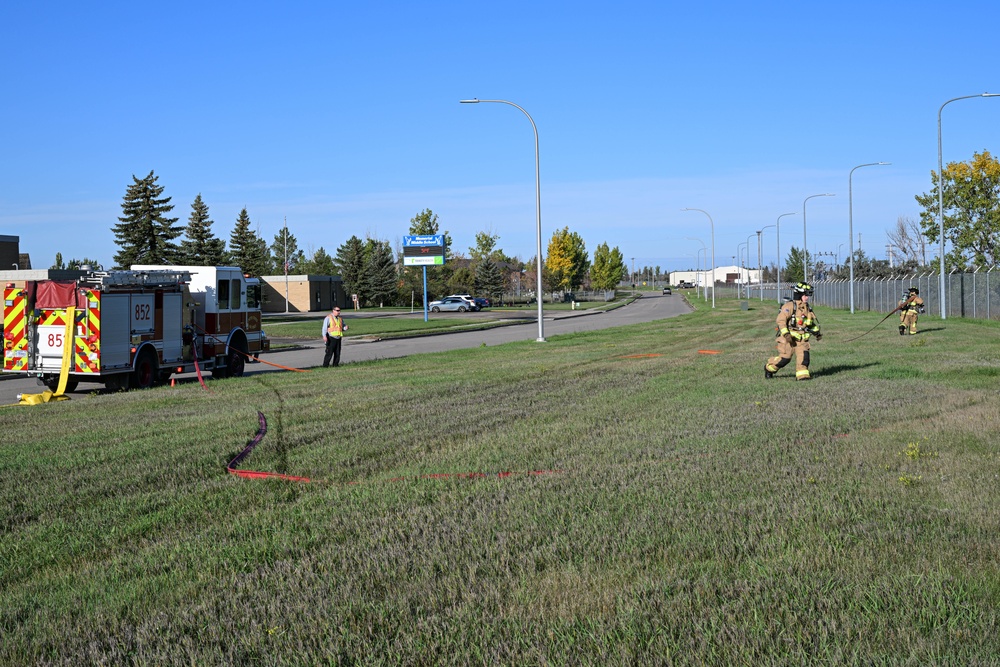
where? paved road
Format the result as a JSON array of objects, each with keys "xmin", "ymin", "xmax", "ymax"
[{"xmin": 0, "ymin": 294, "xmax": 690, "ymax": 405}]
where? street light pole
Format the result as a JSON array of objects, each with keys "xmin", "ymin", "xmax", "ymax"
[
  {"xmin": 937, "ymin": 93, "xmax": 999, "ymax": 320},
  {"xmin": 682, "ymin": 208, "xmax": 716, "ymax": 308},
  {"xmin": 849, "ymin": 162, "xmax": 890, "ymax": 314},
  {"xmin": 685, "ymin": 236, "xmax": 707, "ymax": 300},
  {"xmin": 757, "ymin": 224, "xmax": 775, "ymax": 301},
  {"xmin": 803, "ymin": 193, "xmax": 835, "ymax": 283},
  {"xmin": 775, "ymin": 212, "xmax": 795, "ymax": 304},
  {"xmin": 461, "ymin": 98, "xmax": 546, "ymax": 341}
]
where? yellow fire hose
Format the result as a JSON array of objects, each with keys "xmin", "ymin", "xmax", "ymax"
[{"xmin": 16, "ymin": 306, "xmax": 75, "ymax": 405}]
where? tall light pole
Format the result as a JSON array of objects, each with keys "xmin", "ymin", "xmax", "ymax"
[
  {"xmin": 849, "ymin": 162, "xmax": 890, "ymax": 313},
  {"xmin": 803, "ymin": 193, "xmax": 835, "ymax": 283},
  {"xmin": 775, "ymin": 212, "xmax": 795, "ymax": 303},
  {"xmin": 685, "ymin": 237, "xmax": 707, "ymax": 299},
  {"xmin": 461, "ymin": 98, "xmax": 546, "ymax": 341},
  {"xmin": 682, "ymin": 208, "xmax": 715, "ymax": 308},
  {"xmin": 757, "ymin": 224, "xmax": 775, "ymax": 301},
  {"xmin": 743, "ymin": 232, "xmax": 755, "ymax": 298},
  {"xmin": 937, "ymin": 93, "xmax": 999, "ymax": 319}
]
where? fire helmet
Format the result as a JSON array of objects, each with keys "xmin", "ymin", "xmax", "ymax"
[
  {"xmin": 908, "ymin": 286, "xmax": 919, "ymax": 295},
  {"xmin": 793, "ymin": 282, "xmax": 814, "ymax": 298}
]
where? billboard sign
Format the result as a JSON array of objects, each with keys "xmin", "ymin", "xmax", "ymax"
[{"xmin": 402, "ymin": 235, "xmax": 446, "ymax": 266}]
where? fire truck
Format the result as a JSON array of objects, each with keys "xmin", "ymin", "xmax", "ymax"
[{"xmin": 2, "ymin": 265, "xmax": 269, "ymax": 392}]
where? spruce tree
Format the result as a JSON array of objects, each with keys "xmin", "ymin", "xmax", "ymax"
[
  {"xmin": 228, "ymin": 208, "xmax": 269, "ymax": 276},
  {"xmin": 178, "ymin": 194, "xmax": 227, "ymax": 265},
  {"xmin": 270, "ymin": 225, "xmax": 305, "ymax": 274},
  {"xmin": 334, "ymin": 236, "xmax": 366, "ymax": 301},
  {"xmin": 474, "ymin": 255, "xmax": 504, "ymax": 302},
  {"xmin": 112, "ymin": 170, "xmax": 181, "ymax": 268},
  {"xmin": 363, "ymin": 239, "xmax": 399, "ymax": 307}
]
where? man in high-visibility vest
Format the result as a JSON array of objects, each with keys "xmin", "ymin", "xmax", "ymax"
[{"xmin": 321, "ymin": 306, "xmax": 348, "ymax": 367}]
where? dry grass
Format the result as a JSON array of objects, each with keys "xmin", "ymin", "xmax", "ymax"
[{"xmin": 2, "ymin": 298, "xmax": 1000, "ymax": 665}]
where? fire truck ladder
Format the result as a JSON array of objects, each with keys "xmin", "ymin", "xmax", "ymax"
[{"xmin": 83, "ymin": 270, "xmax": 192, "ymax": 289}]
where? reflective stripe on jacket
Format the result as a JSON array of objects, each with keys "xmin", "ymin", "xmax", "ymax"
[{"xmin": 325, "ymin": 315, "xmax": 345, "ymax": 337}]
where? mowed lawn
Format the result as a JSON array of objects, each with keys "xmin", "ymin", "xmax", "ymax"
[{"xmin": 2, "ymin": 297, "xmax": 999, "ymax": 665}]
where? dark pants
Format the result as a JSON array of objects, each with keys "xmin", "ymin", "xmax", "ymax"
[{"xmin": 323, "ymin": 336, "xmax": 343, "ymax": 367}]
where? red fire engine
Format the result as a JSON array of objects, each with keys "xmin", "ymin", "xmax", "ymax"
[{"xmin": 3, "ymin": 265, "xmax": 269, "ymax": 392}]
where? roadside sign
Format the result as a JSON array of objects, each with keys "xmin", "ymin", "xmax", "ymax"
[{"xmin": 402, "ymin": 235, "xmax": 446, "ymax": 266}]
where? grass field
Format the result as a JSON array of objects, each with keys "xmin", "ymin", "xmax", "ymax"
[{"xmin": 2, "ymin": 296, "xmax": 999, "ymax": 665}]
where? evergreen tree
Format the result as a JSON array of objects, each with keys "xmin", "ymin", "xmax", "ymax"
[
  {"xmin": 178, "ymin": 194, "xmax": 227, "ymax": 265},
  {"xmin": 301, "ymin": 247, "xmax": 336, "ymax": 275},
  {"xmin": 51, "ymin": 253, "xmax": 65, "ymax": 270},
  {"xmin": 363, "ymin": 239, "xmax": 399, "ymax": 307},
  {"xmin": 783, "ymin": 246, "xmax": 824, "ymax": 285},
  {"xmin": 474, "ymin": 255, "xmax": 504, "ymax": 301},
  {"xmin": 112, "ymin": 170, "xmax": 181, "ymax": 268},
  {"xmin": 270, "ymin": 224, "xmax": 305, "ymax": 274},
  {"xmin": 228, "ymin": 208, "xmax": 269, "ymax": 276},
  {"xmin": 334, "ymin": 236, "xmax": 366, "ymax": 301}
]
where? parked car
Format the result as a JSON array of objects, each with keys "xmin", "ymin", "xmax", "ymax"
[
  {"xmin": 429, "ymin": 296, "xmax": 472, "ymax": 312},
  {"xmin": 473, "ymin": 297, "xmax": 490, "ymax": 309},
  {"xmin": 446, "ymin": 294, "xmax": 479, "ymax": 311},
  {"xmin": 662, "ymin": 287, "xmax": 672, "ymax": 295}
]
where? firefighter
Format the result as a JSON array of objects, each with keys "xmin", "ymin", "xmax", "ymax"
[
  {"xmin": 321, "ymin": 306, "xmax": 348, "ymax": 367},
  {"xmin": 898, "ymin": 287, "xmax": 925, "ymax": 335},
  {"xmin": 764, "ymin": 282, "xmax": 821, "ymax": 381}
]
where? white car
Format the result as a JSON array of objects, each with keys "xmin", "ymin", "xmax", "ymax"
[{"xmin": 445, "ymin": 294, "xmax": 480, "ymax": 311}]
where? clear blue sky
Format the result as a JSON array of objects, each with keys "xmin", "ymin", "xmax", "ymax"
[{"xmin": 2, "ymin": 1, "xmax": 998, "ymax": 274}]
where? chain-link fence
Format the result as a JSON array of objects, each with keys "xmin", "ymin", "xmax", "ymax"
[{"xmin": 738, "ymin": 269, "xmax": 1000, "ymax": 319}]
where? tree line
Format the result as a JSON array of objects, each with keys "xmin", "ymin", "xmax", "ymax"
[{"xmin": 57, "ymin": 171, "xmax": 629, "ymax": 307}]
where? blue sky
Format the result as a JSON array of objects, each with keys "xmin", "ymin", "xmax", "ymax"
[{"xmin": 2, "ymin": 1, "xmax": 998, "ymax": 274}]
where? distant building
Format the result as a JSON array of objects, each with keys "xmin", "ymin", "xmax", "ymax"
[
  {"xmin": 259, "ymin": 275, "xmax": 346, "ymax": 313},
  {"xmin": 0, "ymin": 235, "xmax": 23, "ymax": 271},
  {"xmin": 669, "ymin": 265, "xmax": 761, "ymax": 286}
]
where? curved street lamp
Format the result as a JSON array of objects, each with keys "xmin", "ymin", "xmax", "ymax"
[
  {"xmin": 757, "ymin": 224, "xmax": 775, "ymax": 301},
  {"xmin": 461, "ymin": 98, "xmax": 546, "ymax": 341},
  {"xmin": 685, "ymin": 236, "xmax": 707, "ymax": 300},
  {"xmin": 803, "ymin": 193, "xmax": 835, "ymax": 283},
  {"xmin": 682, "ymin": 208, "xmax": 716, "ymax": 308},
  {"xmin": 937, "ymin": 93, "xmax": 999, "ymax": 319},
  {"xmin": 849, "ymin": 162, "xmax": 890, "ymax": 313}
]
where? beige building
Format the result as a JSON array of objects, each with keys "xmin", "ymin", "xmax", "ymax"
[{"xmin": 259, "ymin": 275, "xmax": 346, "ymax": 313}]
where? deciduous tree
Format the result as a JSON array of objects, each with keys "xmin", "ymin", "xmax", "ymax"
[
  {"xmin": 590, "ymin": 242, "xmax": 627, "ymax": 290},
  {"xmin": 915, "ymin": 150, "xmax": 1000, "ymax": 270},
  {"xmin": 545, "ymin": 227, "xmax": 589, "ymax": 291}
]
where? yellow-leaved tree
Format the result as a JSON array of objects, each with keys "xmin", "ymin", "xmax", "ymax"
[{"xmin": 545, "ymin": 227, "xmax": 589, "ymax": 292}]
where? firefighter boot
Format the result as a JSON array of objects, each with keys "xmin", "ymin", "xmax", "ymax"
[
  {"xmin": 899, "ymin": 324, "xmax": 905, "ymax": 336},
  {"xmin": 764, "ymin": 365, "xmax": 774, "ymax": 379}
]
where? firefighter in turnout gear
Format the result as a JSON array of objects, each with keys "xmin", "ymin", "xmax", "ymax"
[
  {"xmin": 898, "ymin": 287, "xmax": 924, "ymax": 335},
  {"xmin": 764, "ymin": 282, "xmax": 821, "ymax": 381}
]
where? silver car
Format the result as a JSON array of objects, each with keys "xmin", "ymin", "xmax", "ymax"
[{"xmin": 429, "ymin": 296, "xmax": 472, "ymax": 312}]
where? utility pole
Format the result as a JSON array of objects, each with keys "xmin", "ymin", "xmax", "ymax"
[{"xmin": 283, "ymin": 217, "xmax": 289, "ymax": 314}]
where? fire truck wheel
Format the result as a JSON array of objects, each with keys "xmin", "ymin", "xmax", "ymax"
[
  {"xmin": 105, "ymin": 374, "xmax": 131, "ymax": 392},
  {"xmin": 133, "ymin": 350, "xmax": 158, "ymax": 389},
  {"xmin": 227, "ymin": 349, "xmax": 246, "ymax": 378}
]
